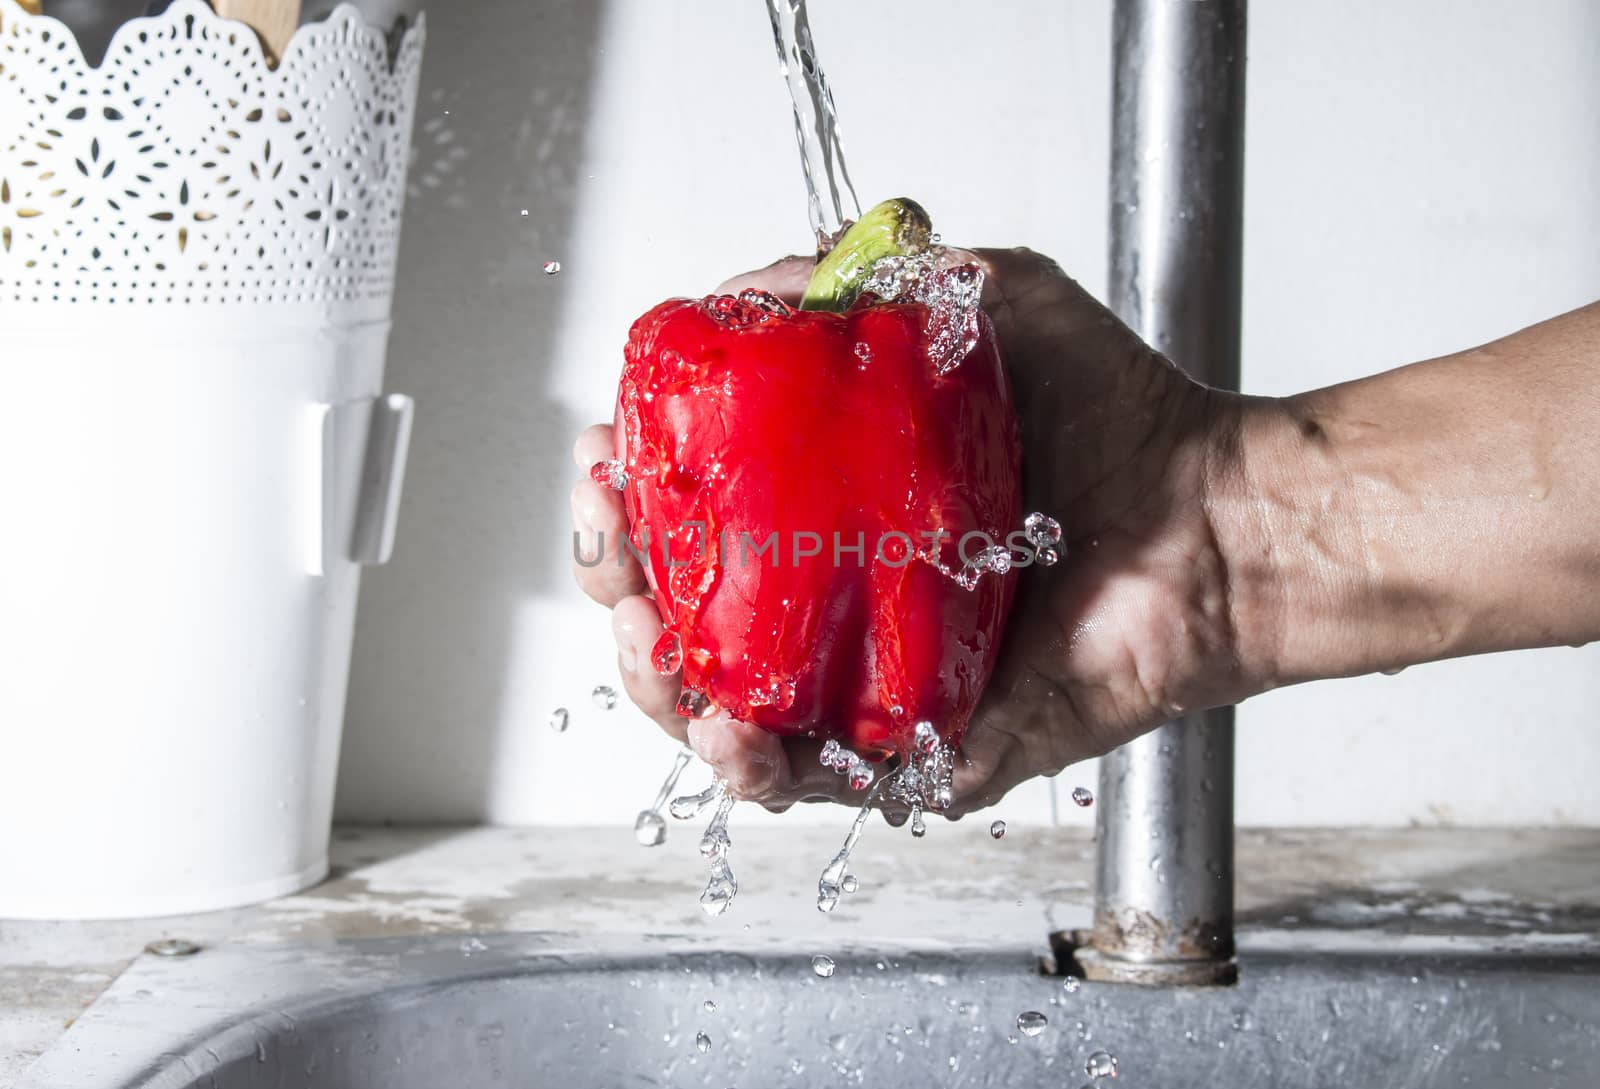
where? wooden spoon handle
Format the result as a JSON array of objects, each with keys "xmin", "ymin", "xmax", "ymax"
[{"xmin": 214, "ymin": 0, "xmax": 303, "ymax": 67}]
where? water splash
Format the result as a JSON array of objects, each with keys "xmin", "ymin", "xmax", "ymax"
[
  {"xmin": 670, "ymin": 780, "xmax": 725, "ymax": 821},
  {"xmin": 699, "ymin": 792, "xmax": 739, "ymax": 916},
  {"xmin": 817, "ymin": 778, "xmax": 887, "ymax": 912},
  {"xmin": 930, "ymin": 511, "xmax": 1060, "ymax": 591},
  {"xmin": 634, "ymin": 747, "xmax": 694, "ymax": 847},
  {"xmin": 764, "ymin": 0, "xmax": 860, "ymax": 245},
  {"xmin": 861, "ymin": 252, "xmax": 986, "ymax": 374},
  {"xmin": 887, "ymin": 730, "xmax": 955, "ymax": 813},
  {"xmin": 955, "ymin": 544, "xmax": 1013, "ymax": 590},
  {"xmin": 701, "ymin": 290, "xmax": 792, "ymax": 329}
]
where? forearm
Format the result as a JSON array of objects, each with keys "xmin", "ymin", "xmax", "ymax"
[{"xmin": 1217, "ymin": 302, "xmax": 1600, "ymax": 688}]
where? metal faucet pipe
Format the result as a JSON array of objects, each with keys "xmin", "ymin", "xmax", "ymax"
[{"xmin": 1076, "ymin": 0, "xmax": 1246, "ymax": 987}]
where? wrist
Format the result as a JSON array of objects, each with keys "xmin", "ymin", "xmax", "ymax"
[{"xmin": 1198, "ymin": 390, "xmax": 1336, "ymax": 698}]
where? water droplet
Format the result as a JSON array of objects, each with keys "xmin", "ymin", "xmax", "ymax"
[
  {"xmin": 1232, "ymin": 1009, "xmax": 1253, "ymax": 1031},
  {"xmin": 548, "ymin": 707, "xmax": 569, "ymax": 733},
  {"xmin": 853, "ymin": 341, "xmax": 873, "ymax": 366},
  {"xmin": 459, "ymin": 936, "xmax": 488, "ymax": 956},
  {"xmin": 702, "ymin": 999, "xmax": 717, "ymax": 1013},
  {"xmin": 519, "ymin": 209, "xmax": 529, "ymax": 217},
  {"xmin": 695, "ymin": 1031, "xmax": 711, "ymax": 1053},
  {"xmin": 847, "ymin": 760, "xmax": 874, "ymax": 791},
  {"xmin": 1085, "ymin": 1050, "xmax": 1118, "ymax": 1078},
  {"xmin": 589, "ymin": 458, "xmax": 627, "ymax": 491},
  {"xmin": 592, "ymin": 684, "xmax": 618, "ymax": 710},
  {"xmin": 841, "ymin": 873, "xmax": 859, "ymax": 893},
  {"xmin": 913, "ymin": 720, "xmax": 940, "ymax": 754},
  {"xmin": 634, "ymin": 747, "xmax": 693, "ymax": 847},
  {"xmin": 542, "ymin": 259, "xmax": 561, "ymax": 275},
  {"xmin": 1017, "ymin": 1011, "xmax": 1048, "ymax": 1037},
  {"xmin": 651, "ymin": 630, "xmax": 683, "ymax": 675},
  {"xmin": 700, "ymin": 860, "xmax": 737, "ymax": 916},
  {"xmin": 1024, "ymin": 511, "xmax": 1062, "ymax": 546},
  {"xmin": 1062, "ymin": 976, "xmax": 1081, "ymax": 993},
  {"xmin": 811, "ymin": 954, "xmax": 836, "ymax": 978},
  {"xmin": 1006, "ymin": 1034, "xmax": 1018, "ymax": 1045},
  {"xmin": 633, "ymin": 809, "xmax": 667, "ymax": 847},
  {"xmin": 746, "ymin": 671, "xmax": 797, "ymax": 710},
  {"xmin": 910, "ymin": 807, "xmax": 927, "ymax": 838},
  {"xmin": 1072, "ymin": 786, "xmax": 1094, "ymax": 807},
  {"xmin": 676, "ymin": 688, "xmax": 712, "ymax": 718},
  {"xmin": 990, "ymin": 819, "xmax": 1007, "ymax": 839}
]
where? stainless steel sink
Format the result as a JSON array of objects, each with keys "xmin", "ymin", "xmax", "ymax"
[{"xmin": 21, "ymin": 933, "xmax": 1600, "ymax": 1088}]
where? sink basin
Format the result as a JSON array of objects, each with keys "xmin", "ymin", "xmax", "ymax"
[{"xmin": 21, "ymin": 933, "xmax": 1600, "ymax": 1087}]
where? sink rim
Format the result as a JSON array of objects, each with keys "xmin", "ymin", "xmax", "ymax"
[{"xmin": 21, "ymin": 931, "xmax": 1600, "ymax": 1089}]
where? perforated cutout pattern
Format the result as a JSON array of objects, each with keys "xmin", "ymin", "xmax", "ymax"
[{"xmin": 0, "ymin": 0, "xmax": 424, "ymax": 306}]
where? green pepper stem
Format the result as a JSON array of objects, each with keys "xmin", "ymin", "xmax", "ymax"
[{"xmin": 799, "ymin": 197, "xmax": 934, "ymax": 312}]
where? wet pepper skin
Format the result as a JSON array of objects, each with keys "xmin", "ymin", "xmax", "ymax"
[{"xmin": 614, "ymin": 292, "xmax": 1021, "ymax": 758}]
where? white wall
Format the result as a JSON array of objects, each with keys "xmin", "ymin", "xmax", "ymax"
[{"xmin": 337, "ymin": 0, "xmax": 1600, "ymax": 829}]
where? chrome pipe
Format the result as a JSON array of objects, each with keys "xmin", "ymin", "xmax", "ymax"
[{"xmin": 1080, "ymin": 0, "xmax": 1246, "ymax": 986}]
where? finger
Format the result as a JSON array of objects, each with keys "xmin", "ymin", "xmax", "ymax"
[
  {"xmin": 687, "ymin": 714, "xmax": 789, "ymax": 800},
  {"xmin": 573, "ymin": 423, "xmax": 615, "ymax": 470},
  {"xmin": 570, "ymin": 478, "xmax": 647, "ymax": 606},
  {"xmin": 612, "ymin": 595, "xmax": 687, "ymax": 744},
  {"xmin": 715, "ymin": 255, "xmax": 816, "ymax": 305}
]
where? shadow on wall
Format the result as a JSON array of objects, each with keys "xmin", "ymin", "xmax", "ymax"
[{"xmin": 337, "ymin": 0, "xmax": 604, "ymax": 820}]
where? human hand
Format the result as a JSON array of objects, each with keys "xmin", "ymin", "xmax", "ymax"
[{"xmin": 572, "ymin": 249, "xmax": 1251, "ymax": 819}]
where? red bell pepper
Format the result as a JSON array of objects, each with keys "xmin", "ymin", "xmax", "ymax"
[{"xmin": 605, "ymin": 199, "xmax": 1024, "ymax": 760}]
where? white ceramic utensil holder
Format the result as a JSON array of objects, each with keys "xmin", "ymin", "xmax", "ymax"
[{"xmin": 0, "ymin": 0, "xmax": 424, "ymax": 918}]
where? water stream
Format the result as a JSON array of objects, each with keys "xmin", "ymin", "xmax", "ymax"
[{"xmin": 764, "ymin": 0, "xmax": 861, "ymax": 247}]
